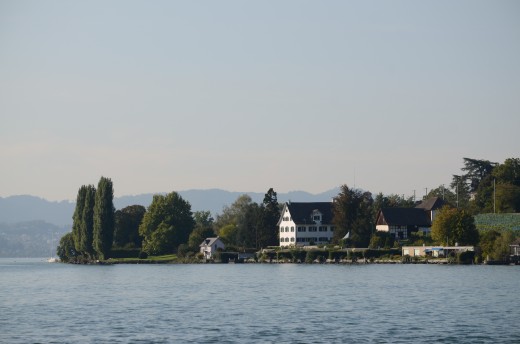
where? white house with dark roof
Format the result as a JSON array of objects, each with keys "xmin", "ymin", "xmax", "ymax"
[
  {"xmin": 277, "ymin": 202, "xmax": 335, "ymax": 247},
  {"xmin": 199, "ymin": 237, "xmax": 225, "ymax": 259}
]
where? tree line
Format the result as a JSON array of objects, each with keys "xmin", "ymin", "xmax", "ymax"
[
  {"xmin": 57, "ymin": 157, "xmax": 519, "ymax": 262},
  {"xmin": 57, "ymin": 177, "xmax": 115, "ymax": 262},
  {"xmin": 57, "ymin": 185, "xmax": 282, "ymax": 262}
]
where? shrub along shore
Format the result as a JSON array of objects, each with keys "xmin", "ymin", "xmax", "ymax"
[{"xmin": 102, "ymin": 247, "xmax": 480, "ymax": 265}]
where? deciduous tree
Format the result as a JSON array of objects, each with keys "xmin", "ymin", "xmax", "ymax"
[
  {"xmin": 93, "ymin": 177, "xmax": 115, "ymax": 260},
  {"xmin": 332, "ymin": 185, "xmax": 374, "ymax": 247},
  {"xmin": 188, "ymin": 211, "xmax": 215, "ymax": 250},
  {"xmin": 57, "ymin": 232, "xmax": 78, "ymax": 263},
  {"xmin": 114, "ymin": 205, "xmax": 146, "ymax": 248},
  {"xmin": 72, "ymin": 186, "xmax": 87, "ymax": 253},
  {"xmin": 431, "ymin": 206, "xmax": 479, "ymax": 246},
  {"xmin": 139, "ymin": 192, "xmax": 195, "ymax": 255},
  {"xmin": 80, "ymin": 185, "xmax": 96, "ymax": 258}
]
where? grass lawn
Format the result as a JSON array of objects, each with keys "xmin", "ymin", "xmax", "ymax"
[{"xmin": 107, "ymin": 254, "xmax": 178, "ymax": 264}]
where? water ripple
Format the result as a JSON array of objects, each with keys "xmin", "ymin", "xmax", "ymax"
[{"xmin": 0, "ymin": 260, "xmax": 519, "ymax": 343}]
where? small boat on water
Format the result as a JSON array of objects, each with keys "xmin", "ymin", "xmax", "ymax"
[{"xmin": 47, "ymin": 257, "xmax": 59, "ymax": 263}]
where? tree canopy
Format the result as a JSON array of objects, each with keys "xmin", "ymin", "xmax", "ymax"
[
  {"xmin": 332, "ymin": 185, "xmax": 373, "ymax": 247},
  {"xmin": 260, "ymin": 188, "xmax": 281, "ymax": 248},
  {"xmin": 431, "ymin": 206, "xmax": 479, "ymax": 246},
  {"xmin": 139, "ymin": 192, "xmax": 195, "ymax": 255},
  {"xmin": 187, "ymin": 211, "xmax": 215, "ymax": 250},
  {"xmin": 114, "ymin": 205, "xmax": 146, "ymax": 248},
  {"xmin": 93, "ymin": 177, "xmax": 115, "ymax": 260}
]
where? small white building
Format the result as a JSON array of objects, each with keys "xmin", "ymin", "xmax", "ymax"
[
  {"xmin": 199, "ymin": 237, "xmax": 225, "ymax": 259},
  {"xmin": 278, "ymin": 202, "xmax": 335, "ymax": 247},
  {"xmin": 402, "ymin": 245, "xmax": 474, "ymax": 257}
]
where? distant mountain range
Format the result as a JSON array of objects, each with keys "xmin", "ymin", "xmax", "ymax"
[{"xmin": 0, "ymin": 188, "xmax": 340, "ymax": 227}]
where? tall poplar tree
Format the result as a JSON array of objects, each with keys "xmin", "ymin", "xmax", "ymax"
[
  {"xmin": 93, "ymin": 177, "xmax": 115, "ymax": 260},
  {"xmin": 81, "ymin": 185, "xmax": 96, "ymax": 258},
  {"xmin": 72, "ymin": 185, "xmax": 87, "ymax": 253}
]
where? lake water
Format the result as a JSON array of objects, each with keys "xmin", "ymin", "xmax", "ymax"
[{"xmin": 0, "ymin": 259, "xmax": 518, "ymax": 343}]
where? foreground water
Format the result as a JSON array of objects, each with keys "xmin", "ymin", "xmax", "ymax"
[{"xmin": 0, "ymin": 259, "xmax": 518, "ymax": 343}]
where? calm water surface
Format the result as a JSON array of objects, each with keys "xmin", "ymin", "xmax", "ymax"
[{"xmin": 0, "ymin": 259, "xmax": 518, "ymax": 343}]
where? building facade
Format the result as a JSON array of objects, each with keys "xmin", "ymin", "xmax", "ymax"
[
  {"xmin": 375, "ymin": 197, "xmax": 446, "ymax": 239},
  {"xmin": 199, "ymin": 237, "xmax": 225, "ymax": 259},
  {"xmin": 278, "ymin": 202, "xmax": 335, "ymax": 247},
  {"xmin": 402, "ymin": 245, "xmax": 474, "ymax": 257}
]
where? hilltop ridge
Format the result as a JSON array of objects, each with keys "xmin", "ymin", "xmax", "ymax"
[{"xmin": 0, "ymin": 187, "xmax": 340, "ymax": 227}]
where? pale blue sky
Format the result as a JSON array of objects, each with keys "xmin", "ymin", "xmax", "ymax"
[{"xmin": 1, "ymin": 0, "xmax": 519, "ymax": 201}]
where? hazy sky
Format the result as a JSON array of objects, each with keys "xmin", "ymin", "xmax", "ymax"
[{"xmin": 1, "ymin": 0, "xmax": 519, "ymax": 201}]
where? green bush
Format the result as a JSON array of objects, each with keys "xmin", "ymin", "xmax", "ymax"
[
  {"xmin": 290, "ymin": 249, "xmax": 306, "ymax": 263},
  {"xmin": 305, "ymin": 251, "xmax": 317, "ymax": 263},
  {"xmin": 138, "ymin": 251, "xmax": 148, "ymax": 259}
]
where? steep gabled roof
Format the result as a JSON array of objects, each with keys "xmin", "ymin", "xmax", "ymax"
[
  {"xmin": 285, "ymin": 202, "xmax": 334, "ymax": 225},
  {"xmin": 199, "ymin": 237, "xmax": 223, "ymax": 247},
  {"xmin": 415, "ymin": 197, "xmax": 446, "ymax": 211},
  {"xmin": 378, "ymin": 208, "xmax": 431, "ymax": 227}
]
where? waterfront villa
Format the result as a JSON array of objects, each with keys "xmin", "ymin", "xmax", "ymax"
[
  {"xmin": 278, "ymin": 201, "xmax": 335, "ymax": 247},
  {"xmin": 199, "ymin": 237, "xmax": 225, "ymax": 259},
  {"xmin": 375, "ymin": 197, "xmax": 446, "ymax": 239}
]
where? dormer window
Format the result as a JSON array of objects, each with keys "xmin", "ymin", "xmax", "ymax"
[{"xmin": 311, "ymin": 210, "xmax": 322, "ymax": 222}]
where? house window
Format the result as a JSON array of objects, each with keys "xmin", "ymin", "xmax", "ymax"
[
  {"xmin": 290, "ymin": 237, "xmax": 295, "ymax": 242},
  {"xmin": 330, "ymin": 226, "xmax": 334, "ymax": 232},
  {"xmin": 319, "ymin": 226, "xmax": 327, "ymax": 232},
  {"xmin": 319, "ymin": 237, "xmax": 328, "ymax": 242},
  {"xmin": 298, "ymin": 226, "xmax": 306, "ymax": 232},
  {"xmin": 291, "ymin": 227, "xmax": 295, "ymax": 232},
  {"xmin": 285, "ymin": 238, "xmax": 290, "ymax": 242},
  {"xmin": 285, "ymin": 226, "xmax": 289, "ymax": 232},
  {"xmin": 309, "ymin": 226, "xmax": 317, "ymax": 232},
  {"xmin": 280, "ymin": 227, "xmax": 284, "ymax": 233}
]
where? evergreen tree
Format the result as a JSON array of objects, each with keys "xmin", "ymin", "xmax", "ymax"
[
  {"xmin": 460, "ymin": 158, "xmax": 497, "ymax": 193},
  {"xmin": 93, "ymin": 177, "xmax": 115, "ymax": 260},
  {"xmin": 260, "ymin": 188, "xmax": 280, "ymax": 248}
]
